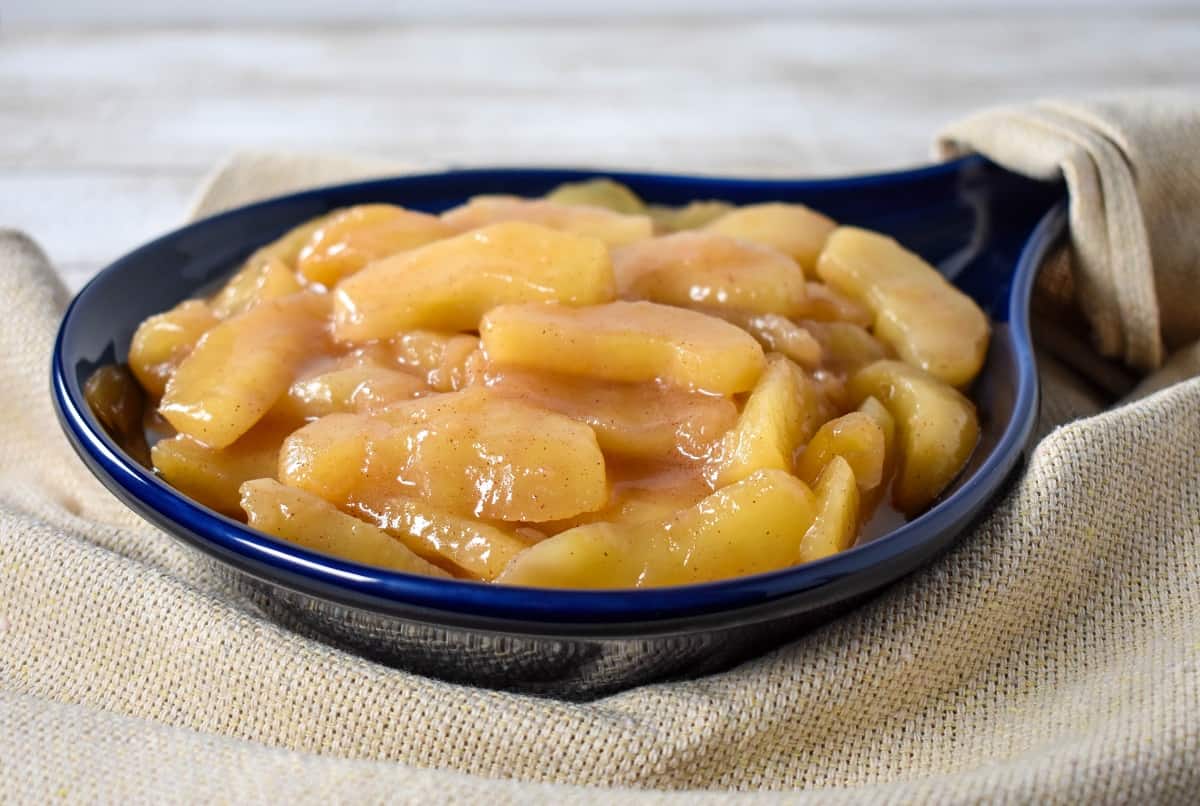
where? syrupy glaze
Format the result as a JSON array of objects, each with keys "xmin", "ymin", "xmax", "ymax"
[{"xmin": 86, "ymin": 183, "xmax": 986, "ymax": 588}]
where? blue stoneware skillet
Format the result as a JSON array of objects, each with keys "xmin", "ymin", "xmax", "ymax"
[{"xmin": 52, "ymin": 156, "xmax": 1065, "ymax": 699}]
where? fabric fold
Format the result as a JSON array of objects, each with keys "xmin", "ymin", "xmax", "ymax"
[{"xmin": 938, "ymin": 93, "xmax": 1200, "ymax": 371}]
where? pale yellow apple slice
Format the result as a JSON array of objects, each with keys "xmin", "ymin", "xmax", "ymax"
[
  {"xmin": 240, "ymin": 479, "xmax": 450, "ymax": 578},
  {"xmin": 797, "ymin": 456, "xmax": 861, "ymax": 563},
  {"xmin": 441, "ymin": 195, "xmax": 652, "ymax": 246},
  {"xmin": 705, "ymin": 202, "xmax": 836, "ymax": 275},
  {"xmin": 160, "ymin": 293, "xmax": 330, "ymax": 449},
  {"xmin": 857, "ymin": 395, "xmax": 897, "ymax": 516},
  {"xmin": 152, "ymin": 418, "xmax": 294, "ymax": 517},
  {"xmin": 346, "ymin": 495, "xmax": 528, "ymax": 581},
  {"xmin": 280, "ymin": 389, "xmax": 608, "ymax": 523},
  {"xmin": 277, "ymin": 365, "xmax": 428, "ymax": 421},
  {"xmin": 129, "ymin": 299, "xmax": 218, "ymax": 398},
  {"xmin": 497, "ymin": 469, "xmax": 818, "ymax": 589},
  {"xmin": 708, "ymin": 354, "xmax": 816, "ymax": 486},
  {"xmin": 297, "ymin": 204, "xmax": 455, "ymax": 287},
  {"xmin": 848, "ymin": 360, "xmax": 980, "ymax": 515},
  {"xmin": 545, "ymin": 178, "xmax": 646, "ymax": 215},
  {"xmin": 817, "ymin": 227, "xmax": 990, "ymax": 387},
  {"xmin": 794, "ymin": 411, "xmax": 886, "ymax": 492},
  {"xmin": 480, "ymin": 300, "xmax": 765, "ymax": 395},
  {"xmin": 612, "ymin": 231, "xmax": 806, "ymax": 316},
  {"xmin": 485, "ymin": 367, "xmax": 737, "ymax": 463},
  {"xmin": 390, "ymin": 331, "xmax": 482, "ymax": 392},
  {"xmin": 333, "ymin": 221, "xmax": 615, "ymax": 339}
]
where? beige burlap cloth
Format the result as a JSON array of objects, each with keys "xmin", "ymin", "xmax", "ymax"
[{"xmin": 3, "ymin": 97, "xmax": 1199, "ymax": 803}]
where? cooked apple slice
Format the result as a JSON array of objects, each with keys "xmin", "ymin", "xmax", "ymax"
[
  {"xmin": 243, "ymin": 214, "xmax": 331, "ymax": 270},
  {"xmin": 209, "ymin": 257, "xmax": 304, "ymax": 319},
  {"xmin": 708, "ymin": 354, "xmax": 816, "ymax": 486},
  {"xmin": 817, "ymin": 227, "xmax": 990, "ymax": 387},
  {"xmin": 794, "ymin": 411, "xmax": 885, "ymax": 492},
  {"xmin": 277, "ymin": 412, "xmax": 396, "ymax": 504},
  {"xmin": 807, "ymin": 369, "xmax": 850, "ymax": 426},
  {"xmin": 441, "ymin": 195, "xmax": 652, "ymax": 246},
  {"xmin": 83, "ymin": 364, "xmax": 150, "ymax": 465},
  {"xmin": 545, "ymin": 178, "xmax": 646, "ymax": 215},
  {"xmin": 858, "ymin": 396, "xmax": 896, "ymax": 467},
  {"xmin": 798, "ymin": 319, "xmax": 889, "ymax": 374},
  {"xmin": 705, "ymin": 202, "xmax": 836, "ymax": 275},
  {"xmin": 240, "ymin": 479, "xmax": 450, "ymax": 577},
  {"xmin": 346, "ymin": 495, "xmax": 528, "ymax": 581},
  {"xmin": 481, "ymin": 301, "xmax": 765, "ymax": 395},
  {"xmin": 380, "ymin": 389, "xmax": 608, "ymax": 522},
  {"xmin": 429, "ymin": 337, "xmax": 482, "ymax": 392},
  {"xmin": 848, "ymin": 360, "xmax": 980, "ymax": 515},
  {"xmin": 129, "ymin": 299, "xmax": 219, "ymax": 398},
  {"xmin": 857, "ymin": 395, "xmax": 897, "ymax": 515},
  {"xmin": 794, "ymin": 282, "xmax": 873, "ymax": 326},
  {"xmin": 647, "ymin": 200, "xmax": 734, "ymax": 232},
  {"xmin": 160, "ymin": 293, "xmax": 330, "ymax": 448},
  {"xmin": 334, "ymin": 342, "xmax": 399, "ymax": 370},
  {"xmin": 279, "ymin": 365, "xmax": 427, "ymax": 421},
  {"xmin": 612, "ymin": 231, "xmax": 806, "ymax": 316},
  {"xmin": 497, "ymin": 469, "xmax": 818, "ymax": 588},
  {"xmin": 153, "ymin": 418, "xmax": 295, "ymax": 517},
  {"xmin": 716, "ymin": 310, "xmax": 822, "ymax": 369},
  {"xmin": 391, "ymin": 331, "xmax": 482, "ymax": 392},
  {"xmin": 281, "ymin": 390, "xmax": 608, "ymax": 523},
  {"xmin": 333, "ymin": 221, "xmax": 615, "ymax": 340},
  {"xmin": 296, "ymin": 204, "xmax": 454, "ymax": 287},
  {"xmin": 797, "ymin": 456, "xmax": 861, "ymax": 563},
  {"xmin": 536, "ymin": 477, "xmax": 712, "ymax": 535},
  {"xmin": 485, "ymin": 367, "xmax": 737, "ymax": 462},
  {"xmin": 497, "ymin": 522, "xmax": 645, "ymax": 589}
]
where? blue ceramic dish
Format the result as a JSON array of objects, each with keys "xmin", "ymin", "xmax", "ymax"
[{"xmin": 53, "ymin": 156, "xmax": 1065, "ymax": 698}]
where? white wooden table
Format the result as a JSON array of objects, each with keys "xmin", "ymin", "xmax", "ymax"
[{"xmin": 3, "ymin": 14, "xmax": 1197, "ymax": 290}]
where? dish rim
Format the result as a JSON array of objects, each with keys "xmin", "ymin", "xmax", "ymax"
[{"xmin": 51, "ymin": 156, "xmax": 1063, "ymax": 633}]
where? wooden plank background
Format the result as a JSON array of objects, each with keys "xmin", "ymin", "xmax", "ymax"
[{"xmin": 2, "ymin": 12, "xmax": 1198, "ymax": 289}]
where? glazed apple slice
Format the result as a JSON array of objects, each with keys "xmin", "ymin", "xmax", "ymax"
[
  {"xmin": 209, "ymin": 257, "xmax": 304, "ymax": 320},
  {"xmin": 441, "ymin": 195, "xmax": 652, "ymax": 246},
  {"xmin": 848, "ymin": 360, "xmax": 980, "ymax": 515},
  {"xmin": 159, "ymin": 293, "xmax": 330, "ymax": 449},
  {"xmin": 480, "ymin": 300, "xmax": 765, "ymax": 395},
  {"xmin": 277, "ymin": 365, "xmax": 428, "ymax": 421},
  {"xmin": 280, "ymin": 389, "xmax": 608, "ymax": 523},
  {"xmin": 485, "ymin": 367, "xmax": 737, "ymax": 463},
  {"xmin": 613, "ymin": 231, "xmax": 807, "ymax": 316},
  {"xmin": 346, "ymin": 494, "xmax": 529, "ymax": 581},
  {"xmin": 497, "ymin": 469, "xmax": 818, "ymax": 588},
  {"xmin": 390, "ymin": 331, "xmax": 482, "ymax": 392},
  {"xmin": 240, "ymin": 479, "xmax": 451, "ymax": 578},
  {"xmin": 794, "ymin": 411, "xmax": 886, "ymax": 492},
  {"xmin": 544, "ymin": 178, "xmax": 646, "ymax": 215},
  {"xmin": 856, "ymin": 395, "xmax": 898, "ymax": 516},
  {"xmin": 797, "ymin": 456, "xmax": 861, "ymax": 563},
  {"xmin": 817, "ymin": 227, "xmax": 990, "ymax": 387},
  {"xmin": 707, "ymin": 354, "xmax": 817, "ymax": 487},
  {"xmin": 333, "ymin": 221, "xmax": 615, "ymax": 339},
  {"xmin": 705, "ymin": 202, "xmax": 836, "ymax": 275},
  {"xmin": 128, "ymin": 299, "xmax": 219, "ymax": 398},
  {"xmin": 793, "ymin": 281, "xmax": 873, "ymax": 326},
  {"xmin": 152, "ymin": 418, "xmax": 294, "ymax": 517},
  {"xmin": 797, "ymin": 320, "xmax": 889, "ymax": 375},
  {"xmin": 297, "ymin": 204, "xmax": 455, "ymax": 287}
]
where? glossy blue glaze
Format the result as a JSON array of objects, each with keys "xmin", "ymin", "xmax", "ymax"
[{"xmin": 52, "ymin": 157, "xmax": 1064, "ymax": 695}]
